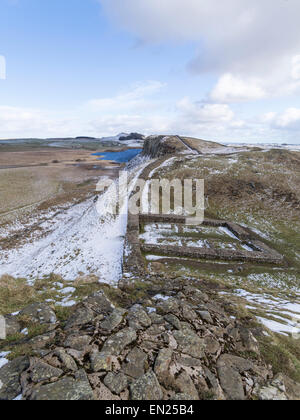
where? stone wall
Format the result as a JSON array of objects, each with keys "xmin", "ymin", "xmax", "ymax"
[{"xmin": 123, "ymin": 213, "xmax": 284, "ymax": 275}]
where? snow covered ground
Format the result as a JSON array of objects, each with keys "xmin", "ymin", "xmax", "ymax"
[
  {"xmin": 225, "ymin": 143, "xmax": 300, "ymax": 152},
  {"xmin": 0, "ymin": 197, "xmax": 124, "ymax": 283},
  {"xmin": 0, "ymin": 159, "xmax": 149, "ymax": 285},
  {"xmin": 220, "ymin": 288, "xmax": 300, "ymax": 336},
  {"xmin": 0, "ymin": 351, "xmax": 10, "ymax": 368}
]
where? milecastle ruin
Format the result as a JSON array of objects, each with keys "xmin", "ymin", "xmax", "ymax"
[{"xmin": 123, "ymin": 137, "xmax": 284, "ymax": 276}]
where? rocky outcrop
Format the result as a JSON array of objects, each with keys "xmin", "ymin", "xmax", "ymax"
[
  {"xmin": 141, "ymin": 135, "xmax": 186, "ymax": 158},
  {"xmin": 1, "ymin": 276, "xmax": 298, "ymax": 400}
]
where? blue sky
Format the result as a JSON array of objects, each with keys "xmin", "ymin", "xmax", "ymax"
[{"xmin": 1, "ymin": 0, "xmax": 300, "ymax": 143}]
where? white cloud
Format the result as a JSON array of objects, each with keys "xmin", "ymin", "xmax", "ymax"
[
  {"xmin": 0, "ymin": 106, "xmax": 47, "ymax": 135},
  {"xmin": 87, "ymin": 80, "xmax": 165, "ymax": 112},
  {"xmin": 262, "ymin": 108, "xmax": 300, "ymax": 130},
  {"xmin": 100, "ymin": 0, "xmax": 300, "ymax": 77},
  {"xmin": 210, "ymin": 73, "xmax": 266, "ymax": 103},
  {"xmin": 85, "ymin": 80, "xmax": 170, "ymax": 135},
  {"xmin": 0, "ymin": 106, "xmax": 83, "ymax": 139},
  {"xmin": 275, "ymin": 108, "xmax": 300, "ymax": 129},
  {"xmin": 291, "ymin": 55, "xmax": 300, "ymax": 80},
  {"xmin": 99, "ymin": 0, "xmax": 300, "ymax": 110},
  {"xmin": 261, "ymin": 112, "xmax": 277, "ymax": 124},
  {"xmin": 173, "ymin": 97, "xmax": 249, "ymax": 138},
  {"xmin": 177, "ymin": 98, "xmax": 234, "ymax": 123},
  {"xmin": 0, "ymin": 96, "xmax": 244, "ymax": 142},
  {"xmin": 0, "ymin": 81, "xmax": 166, "ymax": 138},
  {"xmin": 1, "ymin": 85, "xmax": 299, "ymax": 144},
  {"xmin": 0, "ymin": 82, "xmax": 169, "ymax": 138}
]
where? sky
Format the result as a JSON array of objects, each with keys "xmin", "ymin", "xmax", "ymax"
[{"xmin": 0, "ymin": 0, "xmax": 300, "ymax": 143}]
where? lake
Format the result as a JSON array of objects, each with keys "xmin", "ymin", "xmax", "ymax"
[{"xmin": 92, "ymin": 148, "xmax": 142, "ymax": 163}]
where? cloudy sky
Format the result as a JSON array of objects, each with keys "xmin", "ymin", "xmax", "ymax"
[{"xmin": 1, "ymin": 0, "xmax": 300, "ymax": 143}]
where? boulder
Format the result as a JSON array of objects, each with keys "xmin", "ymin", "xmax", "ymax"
[
  {"xmin": 217, "ymin": 364, "xmax": 245, "ymax": 400},
  {"xmin": 198, "ymin": 311, "xmax": 213, "ymax": 324},
  {"xmin": 19, "ymin": 303, "xmax": 56, "ymax": 325},
  {"xmin": 101, "ymin": 328, "xmax": 137, "ymax": 356},
  {"xmin": 149, "ymin": 313, "xmax": 164, "ymax": 325},
  {"xmin": 203, "ymin": 367, "xmax": 225, "ymax": 400},
  {"xmin": 217, "ymin": 354, "xmax": 255, "ymax": 374},
  {"xmin": 28, "ymin": 331, "xmax": 56, "ymax": 350},
  {"xmin": 30, "ymin": 361, "xmax": 63, "ymax": 383},
  {"xmin": 154, "ymin": 348, "xmax": 173, "ymax": 383},
  {"xmin": 122, "ymin": 348, "xmax": 147, "ymax": 379},
  {"xmin": 64, "ymin": 306, "xmax": 95, "ymax": 330},
  {"xmin": 63, "ymin": 334, "xmax": 92, "ymax": 351},
  {"xmin": 104, "ymin": 372, "xmax": 128, "ymax": 395},
  {"xmin": 164, "ymin": 314, "xmax": 181, "ymax": 330},
  {"xmin": 0, "ymin": 356, "xmax": 29, "ymax": 400},
  {"xmin": 100, "ymin": 308, "xmax": 126, "ymax": 332},
  {"xmin": 54, "ymin": 349, "xmax": 77, "ymax": 372},
  {"xmin": 29, "ymin": 370, "xmax": 94, "ymax": 400},
  {"xmin": 90, "ymin": 352, "xmax": 114, "ymax": 373},
  {"xmin": 83, "ymin": 291, "xmax": 114, "ymax": 315},
  {"xmin": 156, "ymin": 298, "xmax": 180, "ymax": 316},
  {"xmin": 217, "ymin": 354, "xmax": 252, "ymax": 400},
  {"xmin": 174, "ymin": 370, "xmax": 199, "ymax": 400},
  {"xmin": 126, "ymin": 304, "xmax": 151, "ymax": 330},
  {"xmin": 183, "ymin": 286, "xmax": 209, "ymax": 304},
  {"xmin": 173, "ymin": 329, "xmax": 206, "ymax": 359},
  {"xmin": 130, "ymin": 370, "xmax": 163, "ymax": 400}
]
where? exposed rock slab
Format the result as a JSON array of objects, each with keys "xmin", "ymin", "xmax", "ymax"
[
  {"xmin": 101, "ymin": 327, "xmax": 137, "ymax": 356},
  {"xmin": 19, "ymin": 303, "xmax": 56, "ymax": 325},
  {"xmin": 29, "ymin": 370, "xmax": 94, "ymax": 400},
  {"xmin": 130, "ymin": 370, "xmax": 163, "ymax": 400}
]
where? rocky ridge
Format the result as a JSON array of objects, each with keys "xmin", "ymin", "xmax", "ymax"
[
  {"xmin": 141, "ymin": 136, "xmax": 187, "ymax": 158},
  {"xmin": 1, "ymin": 275, "xmax": 299, "ymax": 400}
]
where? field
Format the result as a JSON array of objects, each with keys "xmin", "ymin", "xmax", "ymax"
[{"xmin": 0, "ymin": 146, "xmax": 121, "ymax": 225}]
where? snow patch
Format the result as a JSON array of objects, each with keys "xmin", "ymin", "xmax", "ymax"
[{"xmin": 0, "ymin": 352, "xmax": 10, "ymax": 369}]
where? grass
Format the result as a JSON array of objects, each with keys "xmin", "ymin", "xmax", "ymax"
[
  {"xmin": 73, "ymin": 283, "xmax": 103, "ymax": 300},
  {"xmin": 259, "ymin": 335, "xmax": 300, "ymax": 383},
  {"xmin": 54, "ymin": 306, "xmax": 74, "ymax": 324},
  {"xmin": 0, "ymin": 275, "xmax": 37, "ymax": 314},
  {"xmin": 0, "ymin": 318, "xmax": 51, "ymax": 359},
  {"xmin": 0, "ymin": 273, "xmax": 126, "ymax": 324},
  {"xmin": 4, "ymin": 343, "xmax": 35, "ymax": 360},
  {"xmin": 0, "ymin": 167, "xmax": 60, "ymax": 215},
  {"xmin": 0, "ymin": 273, "xmax": 74, "ymax": 318}
]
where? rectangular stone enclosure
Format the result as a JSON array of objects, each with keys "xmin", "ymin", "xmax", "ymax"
[{"xmin": 123, "ymin": 213, "xmax": 284, "ymax": 275}]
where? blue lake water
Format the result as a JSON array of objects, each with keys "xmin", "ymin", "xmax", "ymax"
[{"xmin": 92, "ymin": 148, "xmax": 142, "ymax": 163}]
